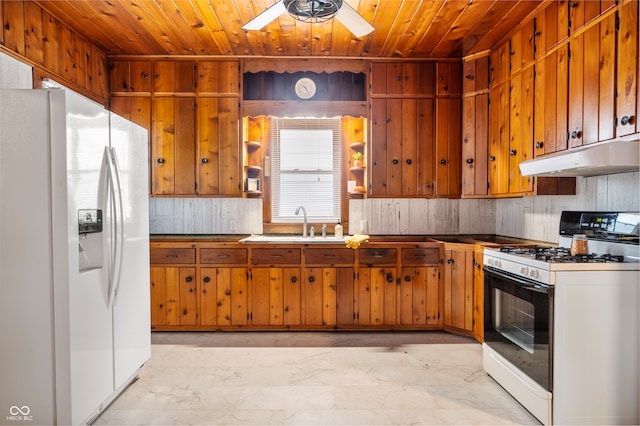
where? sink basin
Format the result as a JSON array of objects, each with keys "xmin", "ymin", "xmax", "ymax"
[{"xmin": 240, "ymin": 234, "xmax": 349, "ymax": 244}]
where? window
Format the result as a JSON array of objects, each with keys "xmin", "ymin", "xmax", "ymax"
[{"xmin": 271, "ymin": 118, "xmax": 341, "ymax": 222}]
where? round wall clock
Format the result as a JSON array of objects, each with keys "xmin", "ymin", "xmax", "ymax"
[{"xmin": 295, "ymin": 77, "xmax": 317, "ymax": 99}]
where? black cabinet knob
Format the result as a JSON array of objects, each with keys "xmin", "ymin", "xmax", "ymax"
[
  {"xmin": 386, "ymin": 274, "xmax": 394, "ymax": 283},
  {"xmin": 447, "ymin": 259, "xmax": 454, "ymax": 264},
  {"xmin": 291, "ymin": 276, "xmax": 297, "ymax": 283},
  {"xmin": 489, "ymin": 155, "xmax": 496, "ymax": 161},
  {"xmin": 157, "ymin": 158, "xmax": 164, "ymax": 164},
  {"xmin": 535, "ymin": 141, "xmax": 544, "ymax": 149},
  {"xmin": 440, "ymin": 159, "xmax": 446, "ymax": 165},
  {"xmin": 396, "ymin": 75, "xmax": 402, "ymax": 81},
  {"xmin": 620, "ymin": 115, "xmax": 631, "ymax": 126},
  {"xmin": 406, "ymin": 159, "xmax": 412, "ymax": 165},
  {"xmin": 308, "ymin": 276, "xmax": 315, "ymax": 283},
  {"xmin": 393, "ymin": 158, "xmax": 399, "ymax": 165},
  {"xmin": 510, "ymin": 149, "xmax": 517, "ymax": 156},
  {"xmin": 404, "ymin": 275, "xmax": 411, "ymax": 282},
  {"xmin": 203, "ymin": 277, "xmax": 210, "ymax": 283},
  {"xmin": 571, "ymin": 131, "xmax": 578, "ymax": 139},
  {"xmin": 185, "ymin": 276, "xmax": 192, "ymax": 282},
  {"xmin": 466, "ymin": 158, "xmax": 474, "ymax": 164},
  {"xmin": 201, "ymin": 158, "xmax": 208, "ymax": 164}
]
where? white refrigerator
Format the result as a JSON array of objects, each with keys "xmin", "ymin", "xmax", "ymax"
[{"xmin": 0, "ymin": 89, "xmax": 151, "ymax": 425}]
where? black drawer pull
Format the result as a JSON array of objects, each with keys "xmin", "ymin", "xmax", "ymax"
[
  {"xmin": 620, "ymin": 116, "xmax": 631, "ymax": 126},
  {"xmin": 270, "ymin": 254, "xmax": 283, "ymax": 258}
]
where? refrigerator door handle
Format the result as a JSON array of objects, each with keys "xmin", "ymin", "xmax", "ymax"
[
  {"xmin": 110, "ymin": 147, "xmax": 126, "ymax": 306},
  {"xmin": 103, "ymin": 147, "xmax": 120, "ymax": 308}
]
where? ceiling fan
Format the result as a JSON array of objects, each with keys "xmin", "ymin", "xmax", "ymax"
[{"xmin": 242, "ymin": 0, "xmax": 375, "ymax": 38}]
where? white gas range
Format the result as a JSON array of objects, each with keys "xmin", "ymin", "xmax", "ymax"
[{"xmin": 482, "ymin": 211, "xmax": 640, "ymax": 426}]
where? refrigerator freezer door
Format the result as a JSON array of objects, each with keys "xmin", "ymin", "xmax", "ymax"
[
  {"xmin": 109, "ymin": 112, "xmax": 151, "ymax": 390},
  {"xmin": 0, "ymin": 90, "xmax": 61, "ymax": 426},
  {"xmin": 63, "ymin": 89, "xmax": 114, "ymax": 424}
]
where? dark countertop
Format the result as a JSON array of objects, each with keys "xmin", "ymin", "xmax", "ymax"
[{"xmin": 150, "ymin": 234, "xmax": 548, "ymax": 246}]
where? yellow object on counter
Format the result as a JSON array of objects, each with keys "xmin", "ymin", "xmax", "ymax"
[{"xmin": 345, "ymin": 234, "xmax": 369, "ymax": 249}]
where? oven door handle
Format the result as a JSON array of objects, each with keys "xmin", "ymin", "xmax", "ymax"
[{"xmin": 484, "ymin": 266, "xmax": 549, "ymax": 293}]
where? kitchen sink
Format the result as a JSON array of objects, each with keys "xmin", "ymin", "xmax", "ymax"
[{"xmin": 240, "ymin": 234, "xmax": 350, "ymax": 244}]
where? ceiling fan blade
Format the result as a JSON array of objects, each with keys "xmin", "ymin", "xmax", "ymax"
[
  {"xmin": 335, "ymin": 2, "xmax": 374, "ymax": 38},
  {"xmin": 242, "ymin": 1, "xmax": 287, "ymax": 31}
]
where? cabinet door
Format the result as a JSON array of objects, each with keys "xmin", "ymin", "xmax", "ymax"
[
  {"xmin": 616, "ymin": 2, "xmax": 638, "ymax": 137},
  {"xmin": 510, "ymin": 22, "xmax": 535, "ymax": 75},
  {"xmin": 357, "ymin": 267, "xmax": 397, "ymax": 325},
  {"xmin": 462, "ymin": 94, "xmax": 489, "ymax": 196},
  {"xmin": 152, "ymin": 97, "xmax": 196, "ymax": 195},
  {"xmin": 197, "ymin": 97, "xmax": 241, "ymax": 195},
  {"xmin": 200, "ymin": 267, "xmax": 247, "ymax": 326},
  {"xmin": 154, "ymin": 60, "xmax": 195, "ymax": 93},
  {"xmin": 150, "ymin": 267, "xmax": 167, "ymax": 327},
  {"xmin": 303, "ymin": 267, "xmax": 352, "ymax": 326},
  {"xmin": 251, "ymin": 267, "xmax": 300, "ymax": 326},
  {"xmin": 443, "ymin": 247, "xmax": 474, "ymax": 333},
  {"xmin": 488, "ymin": 83, "xmax": 509, "ymax": 195},
  {"xmin": 435, "ymin": 98, "xmax": 462, "ymax": 197},
  {"xmin": 508, "ymin": 68, "xmax": 534, "ymax": 194},
  {"xmin": 472, "ymin": 248, "xmax": 485, "ymax": 342},
  {"xmin": 533, "ymin": 48, "xmax": 569, "ymax": 156},
  {"xmin": 436, "ymin": 62, "xmax": 462, "ymax": 96},
  {"xmin": 399, "ymin": 266, "xmax": 440, "ymax": 326},
  {"xmin": 197, "ymin": 60, "xmax": 239, "ymax": 94}
]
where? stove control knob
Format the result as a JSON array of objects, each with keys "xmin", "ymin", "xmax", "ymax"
[
  {"xmin": 529, "ymin": 269, "xmax": 539, "ymax": 279},
  {"xmin": 520, "ymin": 267, "xmax": 529, "ymax": 275},
  {"xmin": 495, "ymin": 259, "xmax": 502, "ymax": 268}
]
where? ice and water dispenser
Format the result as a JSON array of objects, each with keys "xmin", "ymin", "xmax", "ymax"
[{"xmin": 78, "ymin": 209, "xmax": 103, "ymax": 272}]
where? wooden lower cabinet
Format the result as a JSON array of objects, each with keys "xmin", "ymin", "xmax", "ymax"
[
  {"xmin": 250, "ymin": 267, "xmax": 301, "ymax": 326},
  {"xmin": 150, "ymin": 266, "xmax": 197, "ymax": 327},
  {"xmin": 443, "ymin": 244, "xmax": 474, "ymax": 335},
  {"xmin": 150, "ymin": 241, "xmax": 449, "ymax": 332},
  {"xmin": 303, "ymin": 267, "xmax": 354, "ymax": 326},
  {"xmin": 200, "ymin": 267, "xmax": 247, "ymax": 326},
  {"xmin": 356, "ymin": 267, "xmax": 397, "ymax": 326},
  {"xmin": 399, "ymin": 266, "xmax": 440, "ymax": 326}
]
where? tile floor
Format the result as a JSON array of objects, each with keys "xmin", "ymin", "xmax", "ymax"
[{"xmin": 95, "ymin": 331, "xmax": 540, "ymax": 425}]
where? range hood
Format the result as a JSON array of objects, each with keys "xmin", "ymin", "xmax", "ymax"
[{"xmin": 519, "ymin": 139, "xmax": 640, "ymax": 177}]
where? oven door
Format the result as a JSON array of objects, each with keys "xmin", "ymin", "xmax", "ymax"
[{"xmin": 483, "ymin": 266, "xmax": 553, "ymax": 391}]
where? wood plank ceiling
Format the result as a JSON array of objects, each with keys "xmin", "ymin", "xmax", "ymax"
[{"xmin": 35, "ymin": 0, "xmax": 544, "ymax": 58}]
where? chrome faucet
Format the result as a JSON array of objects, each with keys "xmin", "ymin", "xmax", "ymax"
[{"xmin": 295, "ymin": 206, "xmax": 307, "ymax": 238}]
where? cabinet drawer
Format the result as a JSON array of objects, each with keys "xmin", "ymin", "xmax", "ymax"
[
  {"xmin": 358, "ymin": 248, "xmax": 397, "ymax": 265},
  {"xmin": 305, "ymin": 248, "xmax": 354, "ymax": 265},
  {"xmin": 251, "ymin": 248, "xmax": 301, "ymax": 265},
  {"xmin": 200, "ymin": 248, "xmax": 247, "ymax": 264},
  {"xmin": 150, "ymin": 248, "xmax": 195, "ymax": 264},
  {"xmin": 401, "ymin": 248, "xmax": 440, "ymax": 265}
]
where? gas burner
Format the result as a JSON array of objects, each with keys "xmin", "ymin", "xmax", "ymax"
[{"xmin": 500, "ymin": 246, "xmax": 625, "ymax": 263}]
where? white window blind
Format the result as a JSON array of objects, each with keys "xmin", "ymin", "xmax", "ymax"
[{"xmin": 271, "ymin": 118, "xmax": 342, "ymax": 222}]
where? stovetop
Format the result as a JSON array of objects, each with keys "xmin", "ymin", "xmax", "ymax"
[{"xmin": 498, "ymin": 246, "xmax": 626, "ymax": 264}]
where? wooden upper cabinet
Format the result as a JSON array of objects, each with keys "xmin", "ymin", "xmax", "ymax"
[
  {"xmin": 154, "ymin": 61, "xmax": 195, "ymax": 94},
  {"xmin": 370, "ymin": 62, "xmax": 434, "ymax": 96},
  {"xmin": 462, "ymin": 94, "xmax": 489, "ymax": 197},
  {"xmin": 510, "ymin": 21, "xmax": 535, "ymax": 75},
  {"xmin": 109, "ymin": 60, "xmax": 151, "ymax": 93},
  {"xmin": 435, "ymin": 62, "xmax": 461, "ymax": 96},
  {"xmin": 489, "ymin": 42, "xmax": 509, "ymax": 87},
  {"xmin": 465, "ymin": 57, "xmax": 489, "ymax": 94},
  {"xmin": 435, "ymin": 98, "xmax": 461, "ymax": 197},
  {"xmin": 197, "ymin": 61, "xmax": 240, "ymax": 95},
  {"xmin": 197, "ymin": 97, "xmax": 241, "ymax": 196},
  {"xmin": 488, "ymin": 82, "xmax": 510, "ymax": 196},
  {"xmin": 508, "ymin": 68, "xmax": 534, "ymax": 194},
  {"xmin": 369, "ymin": 98, "xmax": 435, "ymax": 197},
  {"xmin": 616, "ymin": 2, "xmax": 638, "ymax": 137},
  {"xmin": 152, "ymin": 97, "xmax": 196, "ymax": 195},
  {"xmin": 569, "ymin": 0, "xmax": 615, "ymax": 33}
]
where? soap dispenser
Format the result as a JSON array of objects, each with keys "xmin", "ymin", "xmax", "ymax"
[{"xmin": 334, "ymin": 220, "xmax": 343, "ymax": 238}]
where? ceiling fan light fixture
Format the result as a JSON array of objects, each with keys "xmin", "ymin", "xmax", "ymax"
[{"xmin": 284, "ymin": 0, "xmax": 344, "ymax": 23}]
